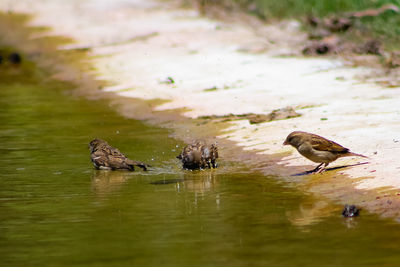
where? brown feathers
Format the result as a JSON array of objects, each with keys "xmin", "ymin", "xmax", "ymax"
[
  {"xmin": 176, "ymin": 140, "xmax": 218, "ymax": 170},
  {"xmin": 89, "ymin": 139, "xmax": 148, "ymax": 171},
  {"xmin": 309, "ymin": 134, "xmax": 349, "ymax": 153},
  {"xmin": 283, "ymin": 131, "xmax": 367, "ymax": 173}
]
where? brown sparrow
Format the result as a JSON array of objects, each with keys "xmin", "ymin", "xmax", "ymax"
[
  {"xmin": 89, "ymin": 139, "xmax": 148, "ymax": 171},
  {"xmin": 283, "ymin": 131, "xmax": 367, "ymax": 173},
  {"xmin": 177, "ymin": 140, "xmax": 218, "ymax": 170}
]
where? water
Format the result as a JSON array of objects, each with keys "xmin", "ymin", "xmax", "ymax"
[{"xmin": 1, "ymin": 59, "xmax": 400, "ymax": 267}]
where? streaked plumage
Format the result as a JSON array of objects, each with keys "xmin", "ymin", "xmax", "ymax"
[
  {"xmin": 283, "ymin": 131, "xmax": 367, "ymax": 173},
  {"xmin": 89, "ymin": 139, "xmax": 148, "ymax": 171},
  {"xmin": 177, "ymin": 140, "xmax": 218, "ymax": 170}
]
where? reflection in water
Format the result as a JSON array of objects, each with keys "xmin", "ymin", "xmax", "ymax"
[
  {"xmin": 91, "ymin": 170, "xmax": 132, "ymax": 195},
  {"xmin": 342, "ymin": 217, "xmax": 359, "ymax": 229},
  {"xmin": 286, "ymin": 198, "xmax": 339, "ymax": 229},
  {"xmin": 181, "ymin": 171, "xmax": 220, "ymax": 210},
  {"xmin": 181, "ymin": 171, "xmax": 218, "ymax": 194},
  {"xmin": 92, "ymin": 167, "xmax": 218, "ymax": 196},
  {"xmin": 150, "ymin": 178, "xmax": 184, "ymax": 185},
  {"xmin": 150, "ymin": 170, "xmax": 220, "ymax": 209}
]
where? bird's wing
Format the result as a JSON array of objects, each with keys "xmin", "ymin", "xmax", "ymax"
[
  {"xmin": 107, "ymin": 155, "xmax": 129, "ymax": 169},
  {"xmin": 91, "ymin": 151, "xmax": 109, "ymax": 167},
  {"xmin": 105, "ymin": 146, "xmax": 125, "ymax": 157},
  {"xmin": 96, "ymin": 145, "xmax": 129, "ymax": 169},
  {"xmin": 310, "ymin": 135, "xmax": 349, "ymax": 153}
]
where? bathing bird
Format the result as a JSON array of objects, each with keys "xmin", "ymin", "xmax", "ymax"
[
  {"xmin": 89, "ymin": 139, "xmax": 148, "ymax": 171},
  {"xmin": 177, "ymin": 140, "xmax": 218, "ymax": 170},
  {"xmin": 342, "ymin": 204, "xmax": 360, "ymax": 217},
  {"xmin": 283, "ymin": 131, "xmax": 368, "ymax": 173}
]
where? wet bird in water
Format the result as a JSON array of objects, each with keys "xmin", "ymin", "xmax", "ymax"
[
  {"xmin": 177, "ymin": 140, "xmax": 218, "ymax": 170},
  {"xmin": 342, "ymin": 204, "xmax": 360, "ymax": 217},
  {"xmin": 283, "ymin": 131, "xmax": 368, "ymax": 173},
  {"xmin": 89, "ymin": 139, "xmax": 148, "ymax": 171}
]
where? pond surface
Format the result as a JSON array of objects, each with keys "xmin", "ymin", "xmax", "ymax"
[{"xmin": 1, "ymin": 59, "xmax": 400, "ymax": 267}]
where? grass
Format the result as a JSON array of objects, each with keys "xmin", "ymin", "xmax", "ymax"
[
  {"xmin": 237, "ymin": 0, "xmax": 397, "ymax": 17},
  {"xmin": 197, "ymin": 0, "xmax": 400, "ymax": 50}
]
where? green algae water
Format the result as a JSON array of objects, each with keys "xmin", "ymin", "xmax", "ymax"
[{"xmin": 2, "ymin": 58, "xmax": 400, "ymax": 267}]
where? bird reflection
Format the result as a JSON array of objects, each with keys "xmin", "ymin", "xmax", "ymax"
[
  {"xmin": 286, "ymin": 198, "xmax": 339, "ymax": 230},
  {"xmin": 150, "ymin": 170, "xmax": 218, "ymax": 193},
  {"xmin": 150, "ymin": 170, "xmax": 220, "ymax": 210},
  {"xmin": 91, "ymin": 170, "xmax": 132, "ymax": 195},
  {"xmin": 182, "ymin": 171, "xmax": 220, "ymax": 210},
  {"xmin": 342, "ymin": 217, "xmax": 359, "ymax": 229},
  {"xmin": 181, "ymin": 171, "xmax": 218, "ymax": 194}
]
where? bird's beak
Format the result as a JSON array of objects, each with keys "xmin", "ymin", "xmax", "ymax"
[{"xmin": 283, "ymin": 140, "xmax": 288, "ymax": 145}]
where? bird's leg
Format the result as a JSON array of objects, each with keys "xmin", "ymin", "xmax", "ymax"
[
  {"xmin": 308, "ymin": 163, "xmax": 323, "ymax": 173},
  {"xmin": 212, "ymin": 161, "xmax": 217, "ymax": 168},
  {"xmin": 316, "ymin": 163, "xmax": 329, "ymax": 173}
]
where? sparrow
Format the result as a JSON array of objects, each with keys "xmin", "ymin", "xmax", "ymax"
[
  {"xmin": 342, "ymin": 204, "xmax": 360, "ymax": 217},
  {"xmin": 283, "ymin": 131, "xmax": 368, "ymax": 173},
  {"xmin": 176, "ymin": 140, "xmax": 218, "ymax": 170},
  {"xmin": 89, "ymin": 139, "xmax": 148, "ymax": 171}
]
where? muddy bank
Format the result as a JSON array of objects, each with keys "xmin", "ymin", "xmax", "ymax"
[{"xmin": 1, "ymin": 0, "xmax": 400, "ymax": 219}]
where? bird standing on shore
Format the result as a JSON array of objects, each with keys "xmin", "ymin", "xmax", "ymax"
[
  {"xmin": 89, "ymin": 139, "xmax": 148, "ymax": 171},
  {"xmin": 283, "ymin": 131, "xmax": 368, "ymax": 173},
  {"xmin": 177, "ymin": 140, "xmax": 218, "ymax": 170}
]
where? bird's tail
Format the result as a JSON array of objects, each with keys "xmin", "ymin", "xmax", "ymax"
[
  {"xmin": 126, "ymin": 159, "xmax": 149, "ymax": 171},
  {"xmin": 347, "ymin": 152, "xmax": 369, "ymax": 159}
]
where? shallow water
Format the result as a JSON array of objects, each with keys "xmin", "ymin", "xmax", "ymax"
[{"xmin": 1, "ymin": 61, "xmax": 400, "ymax": 267}]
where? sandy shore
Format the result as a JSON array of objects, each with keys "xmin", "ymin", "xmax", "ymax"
[{"xmin": 2, "ymin": 0, "xmax": 400, "ymax": 216}]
